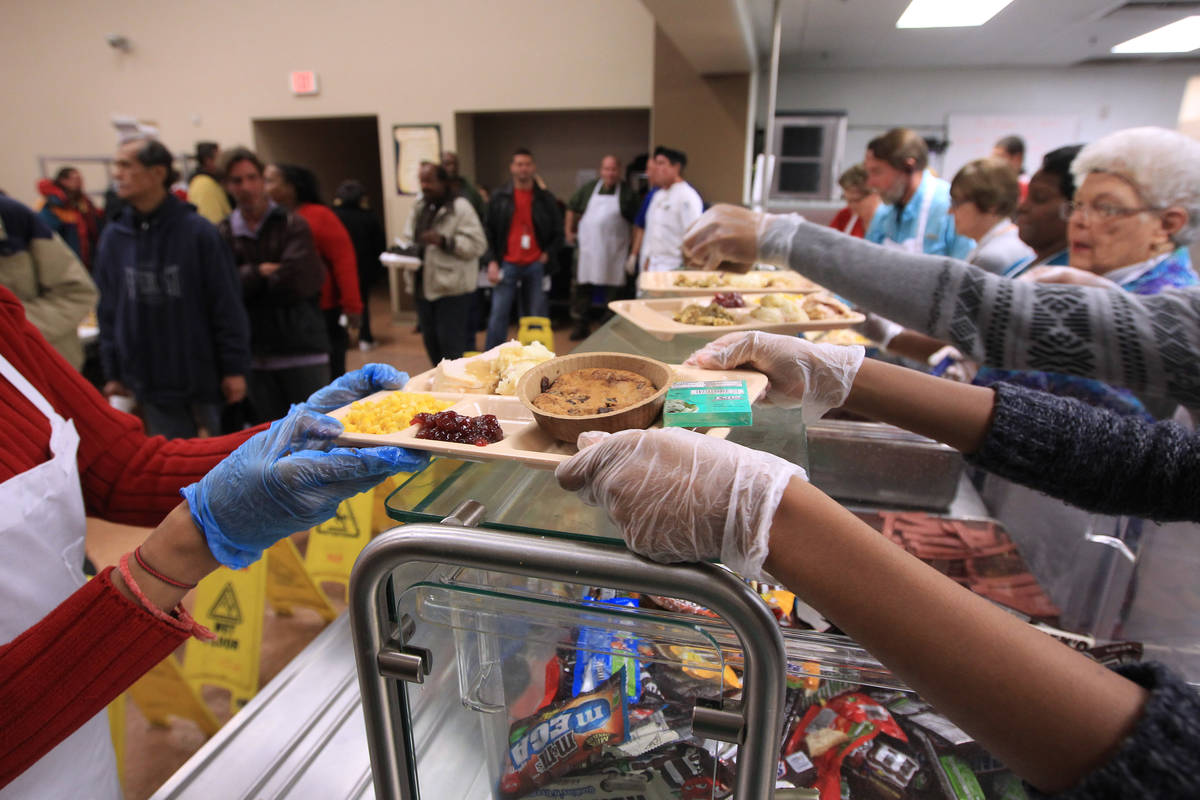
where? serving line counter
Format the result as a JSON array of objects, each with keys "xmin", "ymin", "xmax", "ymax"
[{"xmin": 151, "ymin": 315, "xmax": 1183, "ymax": 800}]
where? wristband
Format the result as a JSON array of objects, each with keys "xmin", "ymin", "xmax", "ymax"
[
  {"xmin": 134, "ymin": 546, "xmax": 197, "ymax": 589},
  {"xmin": 118, "ymin": 553, "xmax": 216, "ymax": 641}
]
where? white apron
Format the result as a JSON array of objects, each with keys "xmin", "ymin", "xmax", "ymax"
[
  {"xmin": 576, "ymin": 181, "xmax": 631, "ymax": 286},
  {"xmin": 841, "ymin": 212, "xmax": 859, "ymax": 235},
  {"xmin": 881, "ymin": 182, "xmax": 935, "ymax": 254},
  {"xmin": 0, "ymin": 354, "xmax": 122, "ymax": 799}
]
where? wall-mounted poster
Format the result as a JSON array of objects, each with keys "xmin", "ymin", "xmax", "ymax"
[{"xmin": 393, "ymin": 124, "xmax": 442, "ymax": 195}]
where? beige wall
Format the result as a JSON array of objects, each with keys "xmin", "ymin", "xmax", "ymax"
[
  {"xmin": 471, "ymin": 109, "xmax": 651, "ymax": 200},
  {"xmin": 0, "ymin": 0, "xmax": 654, "ymax": 237},
  {"xmin": 651, "ymin": 26, "xmax": 748, "ymax": 206}
]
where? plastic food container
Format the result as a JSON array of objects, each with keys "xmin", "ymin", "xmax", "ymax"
[{"xmin": 806, "ymin": 420, "xmax": 963, "ymax": 510}]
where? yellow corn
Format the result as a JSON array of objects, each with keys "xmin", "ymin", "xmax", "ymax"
[{"xmin": 341, "ymin": 391, "xmax": 454, "ymax": 434}]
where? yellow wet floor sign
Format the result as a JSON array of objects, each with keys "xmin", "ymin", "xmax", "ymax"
[
  {"xmin": 183, "ymin": 559, "xmax": 267, "ymax": 707},
  {"xmin": 305, "ymin": 488, "xmax": 377, "ymax": 589},
  {"xmin": 108, "ymin": 693, "xmax": 125, "ymax": 786},
  {"xmin": 128, "ymin": 655, "xmax": 221, "ymax": 735},
  {"xmin": 266, "ymin": 538, "xmax": 337, "ymax": 621}
]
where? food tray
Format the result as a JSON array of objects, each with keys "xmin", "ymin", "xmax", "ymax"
[
  {"xmin": 332, "ymin": 366, "xmax": 768, "ymax": 469},
  {"xmin": 637, "ymin": 269, "xmax": 819, "ymax": 297},
  {"xmin": 607, "ymin": 295, "xmax": 865, "ymax": 341}
]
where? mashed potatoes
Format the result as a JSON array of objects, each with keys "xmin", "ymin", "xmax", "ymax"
[{"xmin": 430, "ymin": 340, "xmax": 554, "ymax": 395}]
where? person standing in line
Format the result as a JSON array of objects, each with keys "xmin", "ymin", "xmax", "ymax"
[
  {"xmin": 625, "ymin": 151, "xmax": 660, "ymax": 276},
  {"xmin": 332, "ymin": 180, "xmax": 387, "ymax": 351},
  {"xmin": 641, "ymin": 147, "xmax": 703, "ymax": 272},
  {"xmin": 187, "ymin": 141, "xmax": 232, "ymax": 225},
  {"xmin": 218, "ymin": 148, "xmax": 329, "ymax": 423},
  {"xmin": 441, "ymin": 150, "xmax": 486, "ymax": 221},
  {"xmin": 565, "ymin": 154, "xmax": 638, "ymax": 339},
  {"xmin": 0, "ymin": 196, "xmax": 96, "ymax": 370},
  {"xmin": 404, "ymin": 162, "xmax": 487, "ymax": 365},
  {"xmin": 483, "ymin": 147, "xmax": 562, "ymax": 349},
  {"xmin": 829, "ymin": 164, "xmax": 879, "ymax": 239},
  {"xmin": 264, "ymin": 164, "xmax": 361, "ymax": 379},
  {"xmin": 863, "ymin": 127, "xmax": 974, "ymax": 259},
  {"xmin": 95, "ymin": 138, "xmax": 249, "ymax": 439},
  {"xmin": 992, "ymin": 134, "xmax": 1028, "ymax": 202},
  {"xmin": 35, "ymin": 167, "xmax": 103, "ymax": 269}
]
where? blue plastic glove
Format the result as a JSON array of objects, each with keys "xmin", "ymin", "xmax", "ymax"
[
  {"xmin": 181, "ymin": 405, "xmax": 429, "ymax": 568},
  {"xmin": 303, "ymin": 363, "xmax": 410, "ymax": 413}
]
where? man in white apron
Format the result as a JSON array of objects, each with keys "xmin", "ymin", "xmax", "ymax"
[
  {"xmin": 862, "ymin": 128, "xmax": 973, "ymax": 259},
  {"xmin": 565, "ymin": 155, "xmax": 634, "ymax": 340},
  {"xmin": 0, "ymin": 353, "xmax": 122, "ymax": 799}
]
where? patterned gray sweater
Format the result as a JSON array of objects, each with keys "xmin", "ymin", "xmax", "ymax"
[{"xmin": 779, "ymin": 221, "xmax": 1200, "ymax": 410}]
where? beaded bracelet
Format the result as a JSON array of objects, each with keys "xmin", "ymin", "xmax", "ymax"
[
  {"xmin": 134, "ymin": 546, "xmax": 197, "ymax": 589},
  {"xmin": 118, "ymin": 552, "xmax": 216, "ymax": 641}
]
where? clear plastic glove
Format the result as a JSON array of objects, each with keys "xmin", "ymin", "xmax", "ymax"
[
  {"xmin": 181, "ymin": 405, "xmax": 428, "ymax": 568},
  {"xmin": 857, "ymin": 312, "xmax": 904, "ymax": 348},
  {"xmin": 686, "ymin": 331, "xmax": 864, "ymax": 423},
  {"xmin": 556, "ymin": 428, "xmax": 806, "ymax": 579},
  {"xmin": 624, "ymin": 251, "xmax": 637, "ymax": 276},
  {"xmin": 681, "ymin": 204, "xmax": 803, "ymax": 272},
  {"xmin": 303, "ymin": 363, "xmax": 409, "ymax": 413},
  {"xmin": 1019, "ymin": 265, "xmax": 1121, "ymax": 290}
]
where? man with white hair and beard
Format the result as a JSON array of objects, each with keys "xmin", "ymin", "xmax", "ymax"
[{"xmin": 863, "ymin": 127, "xmax": 973, "ymax": 259}]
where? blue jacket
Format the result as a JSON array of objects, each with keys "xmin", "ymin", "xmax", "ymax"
[{"xmin": 94, "ymin": 194, "xmax": 250, "ymax": 405}]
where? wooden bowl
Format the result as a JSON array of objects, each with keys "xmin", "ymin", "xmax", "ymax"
[{"xmin": 516, "ymin": 352, "xmax": 674, "ymax": 444}]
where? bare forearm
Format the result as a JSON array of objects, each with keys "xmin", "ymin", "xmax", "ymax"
[
  {"xmin": 764, "ymin": 479, "xmax": 1147, "ymax": 793},
  {"xmin": 111, "ymin": 502, "xmax": 219, "ymax": 610},
  {"xmin": 884, "ymin": 329, "xmax": 946, "ymax": 363},
  {"xmin": 842, "ymin": 359, "xmax": 995, "ymax": 454}
]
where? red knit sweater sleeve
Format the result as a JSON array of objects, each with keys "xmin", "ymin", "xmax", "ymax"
[
  {"xmin": 0, "ymin": 567, "xmax": 189, "ymax": 788},
  {"xmin": 303, "ymin": 204, "xmax": 363, "ymax": 314},
  {"xmin": 0, "ymin": 289, "xmax": 259, "ymax": 527}
]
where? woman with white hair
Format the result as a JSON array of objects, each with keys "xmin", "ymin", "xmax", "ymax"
[{"xmin": 974, "ymin": 128, "xmax": 1199, "ymax": 419}]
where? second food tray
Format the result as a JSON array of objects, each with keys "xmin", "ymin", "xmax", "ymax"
[{"xmin": 608, "ymin": 295, "xmax": 865, "ymax": 341}]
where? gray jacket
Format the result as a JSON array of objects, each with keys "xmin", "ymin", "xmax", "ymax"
[{"xmin": 402, "ymin": 196, "xmax": 487, "ymax": 302}]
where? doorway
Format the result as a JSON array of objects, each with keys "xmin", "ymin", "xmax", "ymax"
[
  {"xmin": 460, "ymin": 108, "xmax": 650, "ymax": 199},
  {"xmin": 252, "ymin": 115, "xmax": 384, "ymax": 217}
]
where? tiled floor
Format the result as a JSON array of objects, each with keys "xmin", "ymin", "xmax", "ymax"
[{"xmin": 84, "ymin": 285, "xmax": 586, "ymax": 799}]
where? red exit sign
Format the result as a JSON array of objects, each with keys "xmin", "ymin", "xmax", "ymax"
[{"xmin": 289, "ymin": 70, "xmax": 319, "ymax": 96}]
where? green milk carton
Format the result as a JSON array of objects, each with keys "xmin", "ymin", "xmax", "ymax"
[{"xmin": 662, "ymin": 380, "xmax": 752, "ymax": 428}]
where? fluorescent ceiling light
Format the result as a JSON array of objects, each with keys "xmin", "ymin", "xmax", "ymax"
[
  {"xmin": 896, "ymin": 0, "xmax": 1015, "ymax": 29},
  {"xmin": 1112, "ymin": 16, "xmax": 1200, "ymax": 54}
]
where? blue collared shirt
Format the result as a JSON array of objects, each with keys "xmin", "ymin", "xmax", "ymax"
[{"xmin": 865, "ymin": 170, "xmax": 973, "ymax": 259}]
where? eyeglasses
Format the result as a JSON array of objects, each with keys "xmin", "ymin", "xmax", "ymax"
[{"xmin": 1061, "ymin": 200, "xmax": 1157, "ymax": 222}]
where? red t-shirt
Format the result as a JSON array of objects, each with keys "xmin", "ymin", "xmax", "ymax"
[
  {"xmin": 829, "ymin": 206, "xmax": 866, "ymax": 238},
  {"xmin": 503, "ymin": 189, "xmax": 543, "ymax": 266}
]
